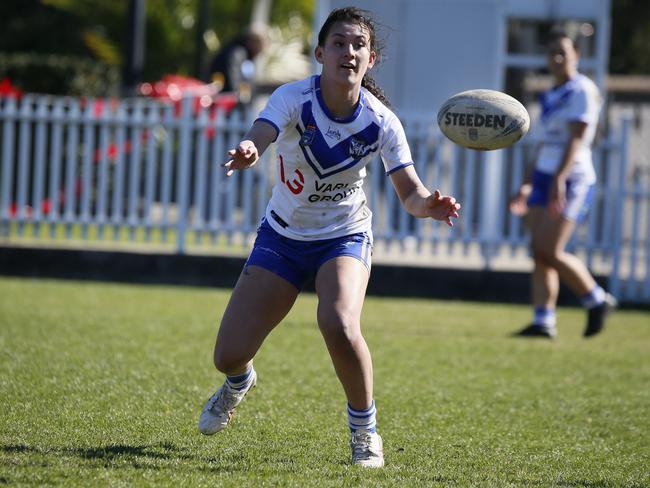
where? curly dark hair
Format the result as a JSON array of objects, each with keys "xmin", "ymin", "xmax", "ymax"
[{"xmin": 317, "ymin": 7, "xmax": 390, "ymax": 107}]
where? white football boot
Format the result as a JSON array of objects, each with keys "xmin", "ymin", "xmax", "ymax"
[
  {"xmin": 198, "ymin": 369, "xmax": 257, "ymax": 435},
  {"xmin": 350, "ymin": 429, "xmax": 384, "ymax": 468}
]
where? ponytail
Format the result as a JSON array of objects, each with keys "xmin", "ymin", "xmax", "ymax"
[{"xmin": 362, "ymin": 74, "xmax": 390, "ymax": 107}]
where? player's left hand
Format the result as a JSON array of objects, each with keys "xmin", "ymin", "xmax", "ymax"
[{"xmin": 425, "ymin": 190, "xmax": 461, "ymax": 227}]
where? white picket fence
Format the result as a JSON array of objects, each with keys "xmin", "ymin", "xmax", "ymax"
[{"xmin": 0, "ymin": 94, "xmax": 648, "ymax": 303}]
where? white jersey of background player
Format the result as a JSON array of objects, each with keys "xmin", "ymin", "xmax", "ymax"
[
  {"xmin": 257, "ymin": 74, "xmax": 413, "ymax": 241},
  {"xmin": 536, "ymin": 73, "xmax": 602, "ymax": 184},
  {"xmin": 510, "ymin": 31, "xmax": 615, "ymax": 341}
]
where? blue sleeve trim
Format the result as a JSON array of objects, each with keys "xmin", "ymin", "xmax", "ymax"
[
  {"xmin": 385, "ymin": 162, "xmax": 414, "ymax": 176},
  {"xmin": 255, "ymin": 118, "xmax": 280, "ymax": 142}
]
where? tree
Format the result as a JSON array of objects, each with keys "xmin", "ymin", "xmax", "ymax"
[
  {"xmin": 0, "ymin": 0, "xmax": 314, "ymax": 96},
  {"xmin": 609, "ymin": 0, "xmax": 650, "ymax": 74}
]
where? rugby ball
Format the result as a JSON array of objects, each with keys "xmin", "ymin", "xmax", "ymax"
[{"xmin": 437, "ymin": 89, "xmax": 530, "ymax": 150}]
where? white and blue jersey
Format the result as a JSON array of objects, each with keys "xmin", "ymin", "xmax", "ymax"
[
  {"xmin": 256, "ymin": 75, "xmax": 413, "ymax": 241},
  {"xmin": 535, "ymin": 73, "xmax": 602, "ymax": 184}
]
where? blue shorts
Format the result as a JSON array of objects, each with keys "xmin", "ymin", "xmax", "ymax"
[
  {"xmin": 527, "ymin": 169, "xmax": 595, "ymax": 223},
  {"xmin": 245, "ymin": 219, "xmax": 373, "ymax": 289}
]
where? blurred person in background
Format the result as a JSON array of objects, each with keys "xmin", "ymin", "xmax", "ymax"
[
  {"xmin": 510, "ymin": 29, "xmax": 617, "ymax": 340},
  {"xmin": 209, "ymin": 25, "xmax": 267, "ymax": 101}
]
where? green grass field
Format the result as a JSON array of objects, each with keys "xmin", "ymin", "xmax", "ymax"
[{"xmin": 1, "ymin": 277, "xmax": 648, "ymax": 487}]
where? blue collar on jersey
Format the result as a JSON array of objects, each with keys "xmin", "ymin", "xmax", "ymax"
[{"xmin": 314, "ymin": 75, "xmax": 365, "ymax": 124}]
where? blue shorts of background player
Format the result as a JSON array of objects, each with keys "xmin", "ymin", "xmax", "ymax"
[
  {"xmin": 527, "ymin": 169, "xmax": 595, "ymax": 223},
  {"xmin": 246, "ymin": 219, "xmax": 373, "ymax": 289}
]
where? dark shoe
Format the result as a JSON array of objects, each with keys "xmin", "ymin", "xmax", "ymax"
[
  {"xmin": 584, "ymin": 293, "xmax": 618, "ymax": 337},
  {"xmin": 513, "ymin": 323, "xmax": 556, "ymax": 339}
]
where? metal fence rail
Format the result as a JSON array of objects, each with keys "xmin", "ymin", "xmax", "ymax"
[{"xmin": 0, "ymin": 94, "xmax": 647, "ymax": 303}]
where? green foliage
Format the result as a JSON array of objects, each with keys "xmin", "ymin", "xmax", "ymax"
[
  {"xmin": 0, "ymin": 52, "xmax": 120, "ymax": 96},
  {"xmin": 610, "ymin": 0, "xmax": 650, "ymax": 74},
  {"xmin": 0, "ymin": 0, "xmax": 648, "ymax": 97},
  {"xmin": 0, "ymin": 0, "xmax": 315, "ymax": 96},
  {"xmin": 1, "ymin": 277, "xmax": 649, "ymax": 486},
  {"xmin": 0, "ymin": 0, "xmax": 92, "ymax": 57},
  {"xmin": 1, "ymin": 0, "xmax": 128, "ymax": 95}
]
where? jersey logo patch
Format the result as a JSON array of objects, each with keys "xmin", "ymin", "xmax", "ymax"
[
  {"xmin": 349, "ymin": 136, "xmax": 371, "ymax": 158},
  {"xmin": 300, "ymin": 124, "xmax": 316, "ymax": 147}
]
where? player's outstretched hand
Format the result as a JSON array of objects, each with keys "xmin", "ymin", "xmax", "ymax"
[
  {"xmin": 425, "ymin": 190, "xmax": 461, "ymax": 227},
  {"xmin": 223, "ymin": 140, "xmax": 259, "ymax": 176}
]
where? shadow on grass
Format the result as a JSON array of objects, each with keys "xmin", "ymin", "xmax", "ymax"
[
  {"xmin": 0, "ymin": 441, "xmax": 334, "ymax": 477},
  {"xmin": 514, "ymin": 479, "xmax": 646, "ymax": 488},
  {"xmin": 0, "ymin": 442, "xmax": 237, "ymax": 468},
  {"xmin": 3, "ymin": 442, "xmax": 178, "ymax": 457},
  {"xmin": 5, "ymin": 444, "xmax": 641, "ymax": 486}
]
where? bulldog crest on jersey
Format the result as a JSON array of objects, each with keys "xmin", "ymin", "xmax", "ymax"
[
  {"xmin": 300, "ymin": 124, "xmax": 317, "ymax": 147},
  {"xmin": 349, "ymin": 136, "xmax": 370, "ymax": 158}
]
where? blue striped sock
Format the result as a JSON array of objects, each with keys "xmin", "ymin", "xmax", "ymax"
[
  {"xmin": 225, "ymin": 366, "xmax": 254, "ymax": 391},
  {"xmin": 348, "ymin": 401, "xmax": 376, "ymax": 433}
]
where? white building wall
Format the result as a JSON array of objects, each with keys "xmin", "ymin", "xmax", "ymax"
[
  {"xmin": 317, "ymin": 0, "xmax": 610, "ymax": 114},
  {"xmin": 317, "ymin": 0, "xmax": 504, "ymax": 114}
]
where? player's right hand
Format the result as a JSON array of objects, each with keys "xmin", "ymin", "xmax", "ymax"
[
  {"xmin": 509, "ymin": 193, "xmax": 528, "ymax": 216},
  {"xmin": 223, "ymin": 140, "xmax": 259, "ymax": 176},
  {"xmin": 425, "ymin": 190, "xmax": 461, "ymax": 227},
  {"xmin": 509, "ymin": 184, "xmax": 531, "ymax": 216}
]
